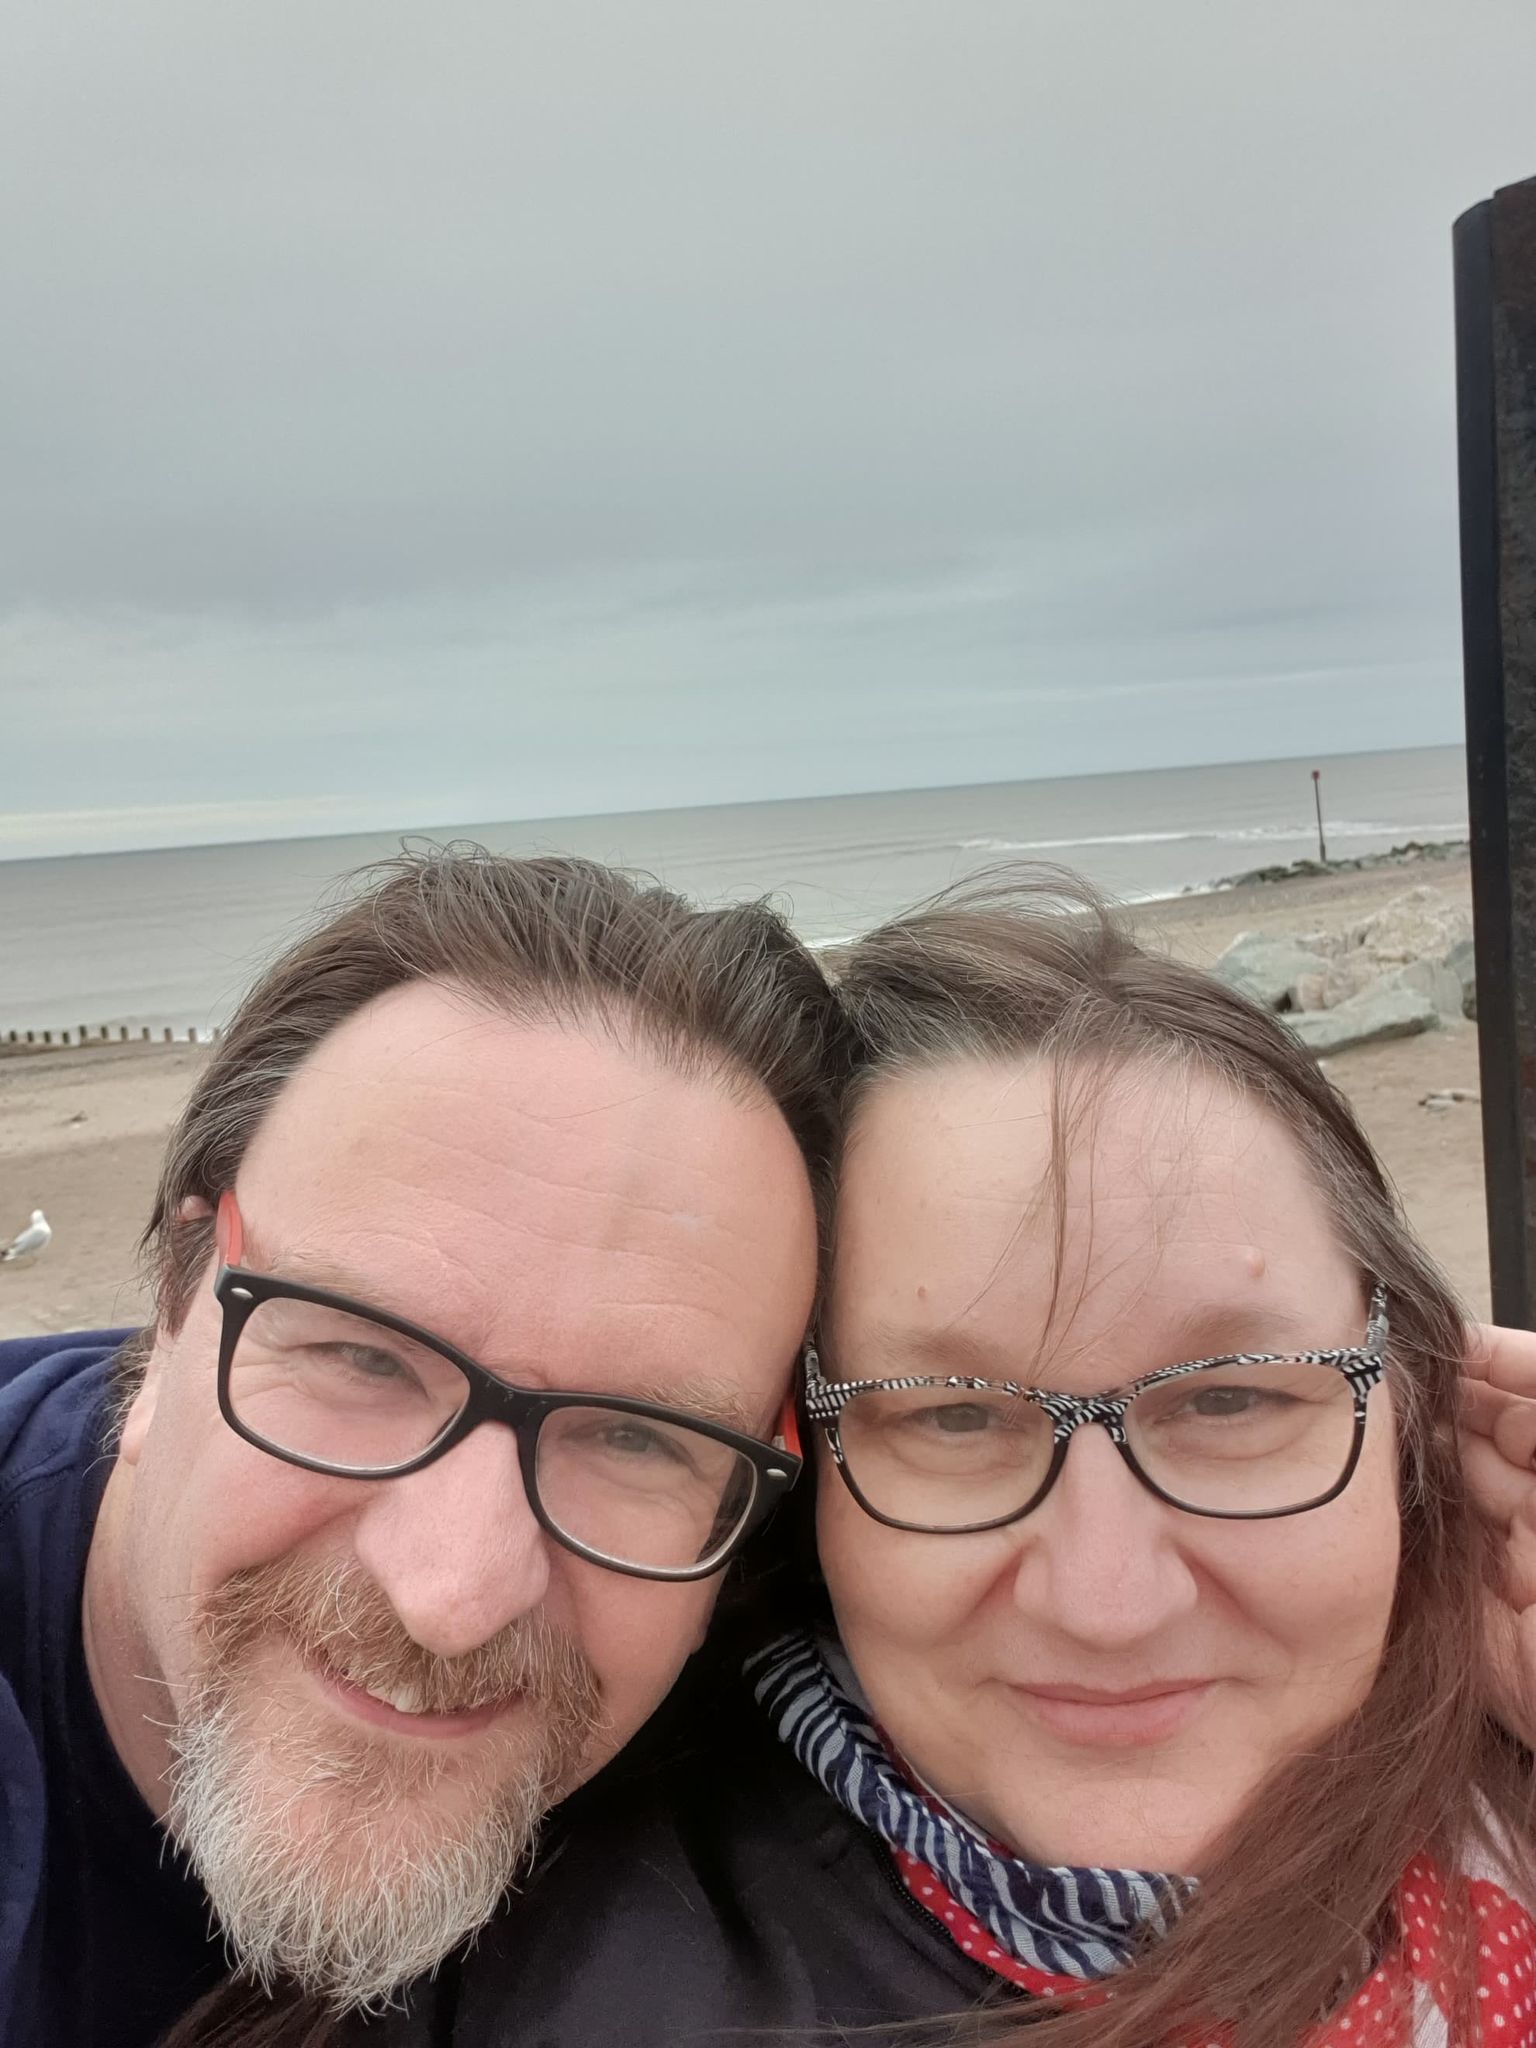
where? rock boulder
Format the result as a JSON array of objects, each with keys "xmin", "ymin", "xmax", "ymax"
[
  {"xmin": 1388, "ymin": 958, "xmax": 1469, "ymax": 1023},
  {"xmin": 1290, "ymin": 957, "xmax": 1379, "ymax": 1011},
  {"xmin": 1349, "ymin": 885, "xmax": 1472, "ymax": 966},
  {"xmin": 1283, "ymin": 985, "xmax": 1440, "ymax": 1056},
  {"xmin": 1213, "ymin": 933, "xmax": 1330, "ymax": 1011},
  {"xmin": 1443, "ymin": 936, "xmax": 1478, "ymax": 1020}
]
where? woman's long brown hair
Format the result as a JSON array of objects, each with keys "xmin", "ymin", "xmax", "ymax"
[{"xmin": 828, "ymin": 867, "xmax": 1536, "ymax": 2048}]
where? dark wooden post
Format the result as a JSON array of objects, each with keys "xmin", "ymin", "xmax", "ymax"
[{"xmin": 1455, "ymin": 173, "xmax": 1536, "ymax": 1326}]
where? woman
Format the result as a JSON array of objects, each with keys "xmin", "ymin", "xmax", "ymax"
[
  {"xmin": 170, "ymin": 874, "xmax": 1536, "ymax": 2048},
  {"xmin": 749, "ymin": 872, "xmax": 1536, "ymax": 2046}
]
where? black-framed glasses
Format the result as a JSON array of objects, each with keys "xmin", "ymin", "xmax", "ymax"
[
  {"xmin": 805, "ymin": 1285, "xmax": 1388, "ymax": 1533},
  {"xmin": 213, "ymin": 1265, "xmax": 802, "ymax": 1582}
]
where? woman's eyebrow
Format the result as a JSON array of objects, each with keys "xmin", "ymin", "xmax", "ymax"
[
  {"xmin": 845, "ymin": 1324, "xmax": 1027, "ymax": 1379},
  {"xmin": 1158, "ymin": 1303, "xmax": 1331, "ymax": 1357},
  {"xmin": 847, "ymin": 1303, "xmax": 1342, "ymax": 1382}
]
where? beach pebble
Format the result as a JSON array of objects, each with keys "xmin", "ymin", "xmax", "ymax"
[{"xmin": 1420, "ymin": 1088, "xmax": 1480, "ymax": 1111}]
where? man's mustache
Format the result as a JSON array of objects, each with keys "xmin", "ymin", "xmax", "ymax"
[{"xmin": 195, "ymin": 1552, "xmax": 604, "ymax": 1725}]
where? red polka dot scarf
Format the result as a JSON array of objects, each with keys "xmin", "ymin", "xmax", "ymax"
[
  {"xmin": 750, "ymin": 1630, "xmax": 1536, "ymax": 2046},
  {"xmin": 888, "ymin": 1849, "xmax": 1536, "ymax": 2045}
]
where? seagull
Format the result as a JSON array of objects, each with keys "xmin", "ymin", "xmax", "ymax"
[{"xmin": 1, "ymin": 1210, "xmax": 51, "ymax": 1264}]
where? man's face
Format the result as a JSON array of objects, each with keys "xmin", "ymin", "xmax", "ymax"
[{"xmin": 91, "ymin": 981, "xmax": 816, "ymax": 2007}]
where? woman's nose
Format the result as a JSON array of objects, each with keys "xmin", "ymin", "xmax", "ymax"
[
  {"xmin": 349, "ymin": 1421, "xmax": 554, "ymax": 1659},
  {"xmin": 1009, "ymin": 1423, "xmax": 1200, "ymax": 1648}
]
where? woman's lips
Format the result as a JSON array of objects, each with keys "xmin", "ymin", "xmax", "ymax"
[{"xmin": 1011, "ymin": 1679, "xmax": 1214, "ymax": 1748}]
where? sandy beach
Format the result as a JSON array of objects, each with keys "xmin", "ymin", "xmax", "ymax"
[{"xmin": 0, "ymin": 853, "xmax": 1490, "ymax": 1338}]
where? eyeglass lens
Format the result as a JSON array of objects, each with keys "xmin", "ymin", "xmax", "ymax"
[
  {"xmin": 226, "ymin": 1295, "xmax": 761, "ymax": 1571},
  {"xmin": 836, "ymin": 1357, "xmax": 1362, "ymax": 1527}
]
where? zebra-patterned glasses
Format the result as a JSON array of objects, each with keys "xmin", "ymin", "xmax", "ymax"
[{"xmin": 805, "ymin": 1287, "xmax": 1388, "ymax": 1533}]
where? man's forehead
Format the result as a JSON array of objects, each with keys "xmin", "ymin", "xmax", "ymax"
[
  {"xmin": 244, "ymin": 984, "xmax": 760, "ymax": 1189},
  {"xmin": 233, "ymin": 981, "xmax": 815, "ymax": 1392},
  {"xmin": 277, "ymin": 980, "xmax": 685, "ymax": 1116}
]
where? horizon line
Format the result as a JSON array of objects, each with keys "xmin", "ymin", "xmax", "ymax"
[{"xmin": 0, "ymin": 737, "xmax": 1466, "ymax": 867}]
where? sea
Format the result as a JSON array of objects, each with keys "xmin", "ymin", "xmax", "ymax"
[{"xmin": 0, "ymin": 746, "xmax": 1467, "ymax": 1040}]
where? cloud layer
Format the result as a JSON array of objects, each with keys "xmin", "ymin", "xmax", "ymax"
[{"xmin": 3, "ymin": 1, "xmax": 1531, "ymax": 853}]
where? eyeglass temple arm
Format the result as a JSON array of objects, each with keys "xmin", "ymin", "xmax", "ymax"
[
  {"xmin": 1365, "ymin": 1283, "xmax": 1389, "ymax": 1353},
  {"xmin": 778, "ymin": 1389, "xmax": 804, "ymax": 1459},
  {"xmin": 779, "ymin": 1339, "xmax": 824, "ymax": 1456}
]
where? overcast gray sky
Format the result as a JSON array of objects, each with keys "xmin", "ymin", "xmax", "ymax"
[{"xmin": 3, "ymin": 0, "xmax": 1533, "ymax": 858}]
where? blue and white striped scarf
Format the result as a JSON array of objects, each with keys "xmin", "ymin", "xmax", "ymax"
[{"xmin": 748, "ymin": 1628, "xmax": 1187, "ymax": 1983}]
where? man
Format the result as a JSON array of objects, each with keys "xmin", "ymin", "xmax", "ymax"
[{"xmin": 0, "ymin": 850, "xmax": 842, "ymax": 2047}]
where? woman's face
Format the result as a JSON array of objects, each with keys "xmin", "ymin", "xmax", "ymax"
[{"xmin": 817, "ymin": 1057, "xmax": 1400, "ymax": 1875}]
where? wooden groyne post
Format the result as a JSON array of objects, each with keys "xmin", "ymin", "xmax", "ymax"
[
  {"xmin": 2, "ymin": 1023, "xmax": 219, "ymax": 1052},
  {"xmin": 1456, "ymin": 172, "xmax": 1536, "ymax": 1325}
]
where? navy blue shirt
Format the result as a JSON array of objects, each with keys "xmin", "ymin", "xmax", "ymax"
[{"xmin": 0, "ymin": 1330, "xmax": 226, "ymax": 2048}]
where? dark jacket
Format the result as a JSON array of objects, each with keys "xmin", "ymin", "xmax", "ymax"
[
  {"xmin": 0, "ymin": 1331, "xmax": 225, "ymax": 2048},
  {"xmin": 358, "ymin": 1658, "xmax": 1013, "ymax": 2048}
]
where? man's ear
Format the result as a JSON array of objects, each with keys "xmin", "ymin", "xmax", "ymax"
[
  {"xmin": 212, "ymin": 1191, "xmax": 240, "ymax": 1265},
  {"xmin": 117, "ymin": 1362, "xmax": 160, "ymax": 1466},
  {"xmin": 120, "ymin": 1194, "xmax": 216, "ymax": 1465}
]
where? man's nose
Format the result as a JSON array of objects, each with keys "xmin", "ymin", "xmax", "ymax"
[
  {"xmin": 349, "ymin": 1422, "xmax": 553, "ymax": 1659},
  {"xmin": 1010, "ymin": 1423, "xmax": 1200, "ymax": 1648}
]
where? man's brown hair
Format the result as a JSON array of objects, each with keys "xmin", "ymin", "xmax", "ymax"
[{"xmin": 127, "ymin": 846, "xmax": 846, "ymax": 1388}]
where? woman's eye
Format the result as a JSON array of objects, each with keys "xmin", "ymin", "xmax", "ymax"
[
  {"xmin": 1170, "ymin": 1383, "xmax": 1293, "ymax": 1423},
  {"xmin": 1188, "ymin": 1386, "xmax": 1263, "ymax": 1418},
  {"xmin": 916, "ymin": 1403, "xmax": 992, "ymax": 1435}
]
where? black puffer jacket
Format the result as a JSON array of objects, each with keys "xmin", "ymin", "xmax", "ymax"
[{"xmin": 359, "ymin": 1657, "xmax": 1015, "ymax": 2048}]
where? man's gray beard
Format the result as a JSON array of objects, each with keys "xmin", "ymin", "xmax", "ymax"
[{"xmin": 165, "ymin": 1556, "xmax": 603, "ymax": 2015}]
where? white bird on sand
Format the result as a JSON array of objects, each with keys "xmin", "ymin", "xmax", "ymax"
[{"xmin": 1, "ymin": 1210, "xmax": 51, "ymax": 1264}]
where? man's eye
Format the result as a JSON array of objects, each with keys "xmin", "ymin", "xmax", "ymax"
[
  {"xmin": 591, "ymin": 1421, "xmax": 689, "ymax": 1464},
  {"xmin": 303, "ymin": 1343, "xmax": 409, "ymax": 1383},
  {"xmin": 605, "ymin": 1423, "xmax": 661, "ymax": 1453},
  {"xmin": 338, "ymin": 1346, "xmax": 409, "ymax": 1381}
]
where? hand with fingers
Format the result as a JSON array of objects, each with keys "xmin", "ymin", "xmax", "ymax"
[{"xmin": 1462, "ymin": 1321, "xmax": 1536, "ymax": 1747}]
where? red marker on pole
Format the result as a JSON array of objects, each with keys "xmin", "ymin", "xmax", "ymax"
[{"xmin": 1311, "ymin": 768, "xmax": 1327, "ymax": 865}]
